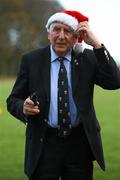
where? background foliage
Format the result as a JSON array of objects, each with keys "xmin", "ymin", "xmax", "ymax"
[{"xmin": 0, "ymin": 0, "xmax": 63, "ymax": 76}]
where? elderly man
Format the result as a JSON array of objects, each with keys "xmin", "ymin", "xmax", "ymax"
[{"xmin": 7, "ymin": 10, "xmax": 120, "ymax": 180}]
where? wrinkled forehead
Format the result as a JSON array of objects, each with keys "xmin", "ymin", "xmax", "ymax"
[
  {"xmin": 49, "ymin": 22, "xmax": 79, "ymax": 36},
  {"xmin": 49, "ymin": 22, "xmax": 73, "ymax": 30}
]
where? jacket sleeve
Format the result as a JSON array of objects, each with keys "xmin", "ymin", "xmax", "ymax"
[
  {"xmin": 6, "ymin": 54, "xmax": 29, "ymax": 123},
  {"xmin": 93, "ymin": 44, "xmax": 120, "ymax": 89}
]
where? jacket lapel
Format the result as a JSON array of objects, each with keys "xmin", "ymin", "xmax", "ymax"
[
  {"xmin": 71, "ymin": 51, "xmax": 82, "ymax": 94},
  {"xmin": 41, "ymin": 46, "xmax": 51, "ymax": 103},
  {"xmin": 41, "ymin": 47, "xmax": 83, "ymax": 103}
]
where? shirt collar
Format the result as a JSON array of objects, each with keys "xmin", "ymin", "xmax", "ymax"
[{"xmin": 50, "ymin": 45, "xmax": 71, "ymax": 63}]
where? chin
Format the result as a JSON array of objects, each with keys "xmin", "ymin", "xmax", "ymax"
[{"xmin": 55, "ymin": 47, "xmax": 67, "ymax": 55}]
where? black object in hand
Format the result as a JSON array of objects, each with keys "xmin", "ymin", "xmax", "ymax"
[{"xmin": 30, "ymin": 92, "xmax": 38, "ymax": 105}]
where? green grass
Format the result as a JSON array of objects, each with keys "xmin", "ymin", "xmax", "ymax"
[
  {"xmin": 0, "ymin": 79, "xmax": 120, "ymax": 180},
  {"xmin": 0, "ymin": 79, "xmax": 27, "ymax": 180},
  {"xmin": 93, "ymin": 86, "xmax": 120, "ymax": 180}
]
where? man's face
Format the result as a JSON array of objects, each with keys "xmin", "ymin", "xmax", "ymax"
[{"xmin": 48, "ymin": 22, "xmax": 78, "ymax": 57}]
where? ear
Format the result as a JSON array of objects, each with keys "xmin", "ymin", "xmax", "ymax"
[
  {"xmin": 48, "ymin": 32, "xmax": 50, "ymax": 40},
  {"xmin": 73, "ymin": 36, "xmax": 78, "ymax": 44}
]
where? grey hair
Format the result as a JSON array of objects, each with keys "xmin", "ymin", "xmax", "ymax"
[{"xmin": 73, "ymin": 43, "xmax": 84, "ymax": 54}]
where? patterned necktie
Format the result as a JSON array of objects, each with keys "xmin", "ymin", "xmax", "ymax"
[{"xmin": 57, "ymin": 57, "xmax": 72, "ymax": 138}]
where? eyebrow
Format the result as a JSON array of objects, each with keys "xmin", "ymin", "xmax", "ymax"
[{"xmin": 49, "ymin": 23, "xmax": 79, "ymax": 37}]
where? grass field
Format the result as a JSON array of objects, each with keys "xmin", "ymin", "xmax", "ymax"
[{"xmin": 0, "ymin": 79, "xmax": 120, "ymax": 180}]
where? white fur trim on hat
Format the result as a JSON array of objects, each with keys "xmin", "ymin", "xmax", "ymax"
[{"xmin": 46, "ymin": 12, "xmax": 78, "ymax": 31}]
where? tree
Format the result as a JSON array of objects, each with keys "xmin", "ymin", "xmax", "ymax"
[{"xmin": 0, "ymin": 0, "xmax": 63, "ymax": 76}]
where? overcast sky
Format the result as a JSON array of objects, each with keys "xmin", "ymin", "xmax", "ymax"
[{"xmin": 58, "ymin": 0, "xmax": 120, "ymax": 62}]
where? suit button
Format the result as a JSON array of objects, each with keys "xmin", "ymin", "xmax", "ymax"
[
  {"xmin": 40, "ymin": 138, "xmax": 43, "ymax": 143},
  {"xmin": 104, "ymin": 50, "xmax": 109, "ymax": 61},
  {"xmin": 44, "ymin": 118, "xmax": 47, "ymax": 123}
]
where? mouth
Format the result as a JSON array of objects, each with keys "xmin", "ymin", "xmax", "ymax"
[{"xmin": 56, "ymin": 43, "xmax": 66, "ymax": 46}]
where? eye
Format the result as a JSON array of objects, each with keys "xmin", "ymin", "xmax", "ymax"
[
  {"xmin": 52, "ymin": 27, "xmax": 61, "ymax": 33},
  {"xmin": 64, "ymin": 28, "xmax": 73, "ymax": 35},
  {"xmin": 64, "ymin": 29, "xmax": 71, "ymax": 33}
]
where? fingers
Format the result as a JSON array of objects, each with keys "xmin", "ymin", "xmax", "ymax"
[
  {"xmin": 76, "ymin": 22, "xmax": 101, "ymax": 47},
  {"xmin": 76, "ymin": 21, "xmax": 89, "ymax": 33},
  {"xmin": 23, "ymin": 97, "xmax": 40, "ymax": 115},
  {"xmin": 76, "ymin": 21, "xmax": 89, "ymax": 41}
]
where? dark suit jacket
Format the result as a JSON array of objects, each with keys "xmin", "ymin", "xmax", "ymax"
[{"xmin": 7, "ymin": 45, "xmax": 120, "ymax": 177}]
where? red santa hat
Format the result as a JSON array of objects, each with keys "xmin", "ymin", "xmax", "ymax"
[{"xmin": 46, "ymin": 10, "xmax": 89, "ymax": 42}]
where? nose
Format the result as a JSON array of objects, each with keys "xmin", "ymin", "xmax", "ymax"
[{"xmin": 59, "ymin": 29, "xmax": 65, "ymax": 39}]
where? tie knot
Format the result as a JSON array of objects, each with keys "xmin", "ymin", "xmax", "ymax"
[{"xmin": 58, "ymin": 57, "xmax": 64, "ymax": 63}]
